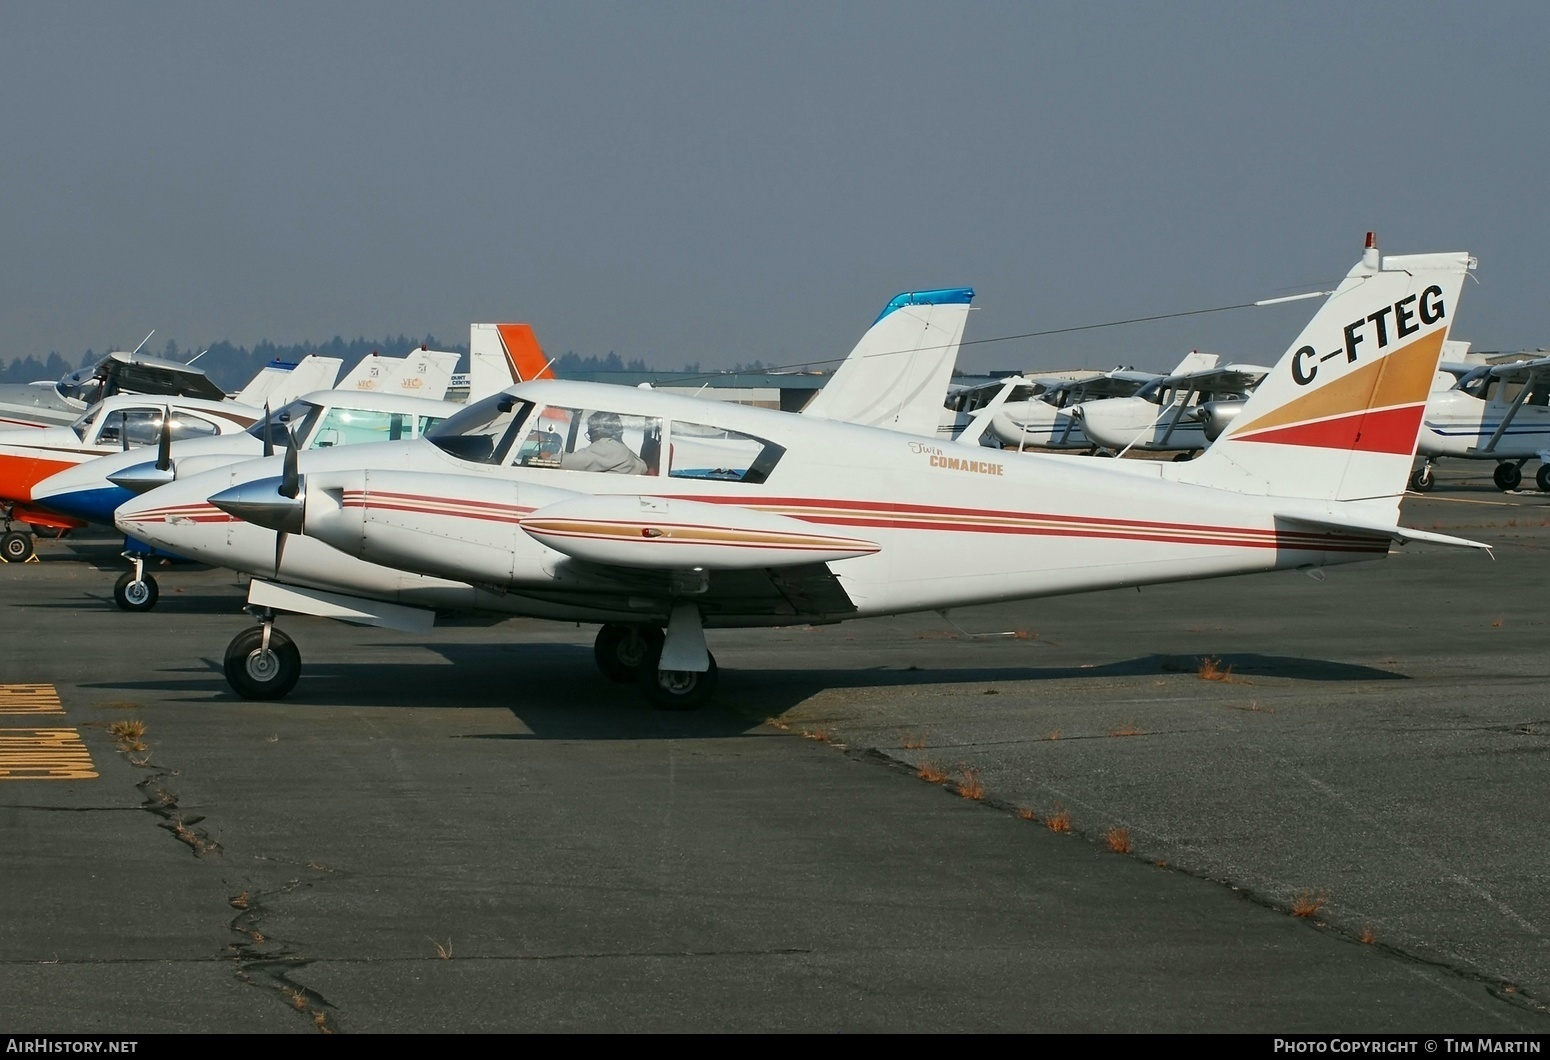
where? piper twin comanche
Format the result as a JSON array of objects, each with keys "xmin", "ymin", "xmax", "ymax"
[
  {"xmin": 118, "ymin": 238, "xmax": 1484, "ymax": 709},
  {"xmin": 0, "ymin": 348, "xmax": 462, "ymax": 563},
  {"xmin": 26, "ymin": 324, "xmax": 550, "ymax": 607}
]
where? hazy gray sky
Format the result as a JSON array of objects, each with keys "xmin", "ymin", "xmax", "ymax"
[{"xmin": 2, "ymin": 2, "xmax": 1545, "ymax": 373}]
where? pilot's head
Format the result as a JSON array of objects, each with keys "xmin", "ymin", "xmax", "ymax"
[{"xmin": 587, "ymin": 411, "xmax": 624, "ymax": 441}]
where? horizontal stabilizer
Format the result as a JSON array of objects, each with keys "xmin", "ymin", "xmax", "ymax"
[{"xmin": 1275, "ymin": 512, "xmax": 1492, "ymax": 553}]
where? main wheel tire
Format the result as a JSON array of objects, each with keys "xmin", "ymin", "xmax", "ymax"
[
  {"xmin": 1409, "ymin": 464, "xmax": 1435, "ymax": 492},
  {"xmin": 1, "ymin": 531, "xmax": 34, "ymax": 563},
  {"xmin": 1538, "ymin": 464, "xmax": 1550, "ymax": 493},
  {"xmin": 640, "ymin": 651, "xmax": 718, "ymax": 711},
  {"xmin": 223, "ymin": 626, "xmax": 302, "ymax": 701},
  {"xmin": 1493, "ymin": 462, "xmax": 1522, "ymax": 491},
  {"xmin": 27, "ymin": 524, "xmax": 62, "ymax": 539},
  {"xmin": 112, "ymin": 572, "xmax": 159, "ymax": 612},
  {"xmin": 594, "ymin": 625, "xmax": 664, "ymax": 683}
]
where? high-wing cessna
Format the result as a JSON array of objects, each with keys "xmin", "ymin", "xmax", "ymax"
[
  {"xmin": 1410, "ymin": 354, "xmax": 1550, "ymax": 492},
  {"xmin": 117, "ymin": 240, "xmax": 1481, "ymax": 709},
  {"xmin": 0, "ymin": 336, "xmax": 230, "ymax": 431},
  {"xmin": 942, "ymin": 354, "xmax": 1223, "ymax": 451},
  {"xmin": 27, "ymin": 324, "xmax": 547, "ymax": 606},
  {"xmin": 1067, "ymin": 353, "xmax": 1271, "ymax": 456}
]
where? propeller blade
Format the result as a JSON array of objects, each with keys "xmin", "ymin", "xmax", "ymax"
[
  {"xmin": 279, "ymin": 429, "xmax": 300, "ymax": 499},
  {"xmin": 155, "ymin": 406, "xmax": 173, "ymax": 472},
  {"xmin": 262, "ymin": 402, "xmax": 273, "ymax": 459}
]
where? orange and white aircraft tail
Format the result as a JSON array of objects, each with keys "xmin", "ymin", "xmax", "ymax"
[
  {"xmin": 1176, "ymin": 234, "xmax": 1474, "ymax": 512},
  {"xmin": 468, "ymin": 323, "xmax": 553, "ymax": 402}
]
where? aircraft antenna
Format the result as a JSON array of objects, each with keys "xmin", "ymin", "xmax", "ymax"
[{"xmin": 128, "ymin": 330, "xmax": 156, "ymax": 357}]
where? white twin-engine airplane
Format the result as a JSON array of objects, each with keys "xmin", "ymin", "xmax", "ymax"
[{"xmin": 118, "ymin": 238, "xmax": 1485, "ymax": 709}]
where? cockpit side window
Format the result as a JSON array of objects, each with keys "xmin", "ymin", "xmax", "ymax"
[
  {"xmin": 667, "ymin": 421, "xmax": 784, "ymax": 483},
  {"xmin": 249, "ymin": 402, "xmax": 323, "ymax": 449},
  {"xmin": 516, "ymin": 406, "xmax": 662, "ymax": 475},
  {"xmin": 425, "ymin": 394, "xmax": 534, "ymax": 464}
]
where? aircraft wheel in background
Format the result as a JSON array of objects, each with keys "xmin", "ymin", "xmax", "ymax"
[
  {"xmin": 1538, "ymin": 464, "xmax": 1550, "ymax": 493},
  {"xmin": 1171, "ymin": 451, "xmax": 1194, "ymax": 462},
  {"xmin": 112, "ymin": 572, "xmax": 159, "ymax": 612},
  {"xmin": 27, "ymin": 524, "xmax": 62, "ymax": 539},
  {"xmin": 594, "ymin": 624, "xmax": 663, "ymax": 683},
  {"xmin": 640, "ymin": 652, "xmax": 718, "ymax": 711},
  {"xmin": 1493, "ymin": 462, "xmax": 1522, "ymax": 491},
  {"xmin": 1, "ymin": 531, "xmax": 34, "ymax": 563},
  {"xmin": 1409, "ymin": 463, "xmax": 1435, "ymax": 492},
  {"xmin": 223, "ymin": 626, "xmax": 301, "ymax": 701}
]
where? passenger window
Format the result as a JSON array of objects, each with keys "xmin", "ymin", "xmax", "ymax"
[
  {"xmin": 168, "ymin": 414, "xmax": 220, "ymax": 441},
  {"xmin": 667, "ymin": 422, "xmax": 784, "ymax": 483},
  {"xmin": 517, "ymin": 406, "xmax": 661, "ymax": 476}
]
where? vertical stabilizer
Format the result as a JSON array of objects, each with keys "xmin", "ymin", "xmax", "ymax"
[
  {"xmin": 468, "ymin": 323, "xmax": 553, "ymax": 402},
  {"xmin": 1175, "ymin": 235, "xmax": 1474, "ymax": 510},
  {"xmin": 337, "ymin": 350, "xmax": 459, "ymax": 398},
  {"xmin": 234, "ymin": 355, "xmax": 344, "ymax": 408},
  {"xmin": 801, "ymin": 288, "xmax": 975, "ymax": 436}
]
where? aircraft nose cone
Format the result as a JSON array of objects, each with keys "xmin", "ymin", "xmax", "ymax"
[
  {"xmin": 107, "ymin": 461, "xmax": 176, "ymax": 495},
  {"xmin": 209, "ymin": 476, "xmax": 304, "ymax": 534}
]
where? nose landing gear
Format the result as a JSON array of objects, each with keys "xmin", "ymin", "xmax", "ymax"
[{"xmin": 112, "ymin": 554, "xmax": 159, "ymax": 612}]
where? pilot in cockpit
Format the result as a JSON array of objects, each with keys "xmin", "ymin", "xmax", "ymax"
[{"xmin": 560, "ymin": 411, "xmax": 646, "ymax": 474}]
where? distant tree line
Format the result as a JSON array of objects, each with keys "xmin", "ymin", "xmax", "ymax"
[{"xmin": 0, "ymin": 339, "xmax": 675, "ymax": 392}]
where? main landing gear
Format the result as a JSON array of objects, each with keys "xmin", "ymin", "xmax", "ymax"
[
  {"xmin": 1, "ymin": 531, "xmax": 33, "ymax": 563},
  {"xmin": 1493, "ymin": 460, "xmax": 1526, "ymax": 492},
  {"xmin": 1409, "ymin": 460, "xmax": 1436, "ymax": 493},
  {"xmin": 592, "ymin": 618, "xmax": 718, "ymax": 710},
  {"xmin": 224, "ymin": 613, "xmax": 301, "ymax": 700},
  {"xmin": 112, "ymin": 554, "xmax": 159, "ymax": 612},
  {"xmin": 1539, "ymin": 464, "xmax": 1550, "ymax": 493}
]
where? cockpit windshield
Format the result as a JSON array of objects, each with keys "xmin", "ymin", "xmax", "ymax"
[
  {"xmin": 247, "ymin": 400, "xmax": 322, "ymax": 448},
  {"xmin": 425, "ymin": 393, "xmax": 535, "ymax": 464},
  {"xmin": 70, "ymin": 406, "xmax": 101, "ymax": 441}
]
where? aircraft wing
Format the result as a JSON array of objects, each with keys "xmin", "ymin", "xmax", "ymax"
[
  {"xmin": 105, "ymin": 353, "xmax": 228, "ymax": 403},
  {"xmin": 528, "ymin": 561, "xmax": 858, "ymax": 622},
  {"xmin": 1479, "ymin": 354, "xmax": 1550, "ymax": 383},
  {"xmin": 1157, "ymin": 363, "xmax": 1271, "ymax": 392}
]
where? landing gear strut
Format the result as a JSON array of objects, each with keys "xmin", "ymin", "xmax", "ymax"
[
  {"xmin": 593, "ymin": 624, "xmax": 664, "ymax": 683},
  {"xmin": 112, "ymin": 554, "xmax": 159, "ymax": 612},
  {"xmin": 1493, "ymin": 460, "xmax": 1525, "ymax": 492},
  {"xmin": 1409, "ymin": 460, "xmax": 1436, "ymax": 493},
  {"xmin": 224, "ymin": 614, "xmax": 301, "ymax": 700}
]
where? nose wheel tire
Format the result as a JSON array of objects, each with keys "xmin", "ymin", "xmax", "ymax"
[
  {"xmin": 1493, "ymin": 462, "xmax": 1523, "ymax": 491},
  {"xmin": 113, "ymin": 572, "xmax": 159, "ymax": 612},
  {"xmin": 594, "ymin": 624, "xmax": 665, "ymax": 683},
  {"xmin": 1, "ymin": 531, "xmax": 34, "ymax": 563},
  {"xmin": 640, "ymin": 652, "xmax": 718, "ymax": 711},
  {"xmin": 1409, "ymin": 463, "xmax": 1435, "ymax": 492},
  {"xmin": 223, "ymin": 626, "xmax": 302, "ymax": 700}
]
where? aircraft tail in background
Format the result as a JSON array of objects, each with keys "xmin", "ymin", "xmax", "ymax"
[
  {"xmin": 801, "ymin": 287, "xmax": 975, "ymax": 437},
  {"xmin": 232, "ymin": 355, "xmax": 343, "ymax": 409},
  {"xmin": 338, "ymin": 349, "xmax": 460, "ymax": 399},
  {"xmin": 467, "ymin": 323, "xmax": 553, "ymax": 402}
]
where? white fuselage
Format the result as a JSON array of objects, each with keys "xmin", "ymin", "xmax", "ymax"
[
  {"xmin": 1418, "ymin": 389, "xmax": 1550, "ymax": 460},
  {"xmin": 117, "ymin": 382, "xmax": 1391, "ymax": 630}
]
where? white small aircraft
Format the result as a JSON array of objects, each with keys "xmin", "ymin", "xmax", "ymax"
[
  {"xmin": 941, "ymin": 358, "xmax": 1219, "ymax": 451},
  {"xmin": 1411, "ymin": 355, "xmax": 1550, "ymax": 492},
  {"xmin": 117, "ymin": 237, "xmax": 1483, "ymax": 709},
  {"xmin": 0, "ymin": 347, "xmax": 472, "ymax": 563},
  {"xmin": 1067, "ymin": 353, "xmax": 1271, "ymax": 456}
]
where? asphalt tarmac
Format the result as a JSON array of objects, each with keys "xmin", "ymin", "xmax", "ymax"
[{"xmin": 1, "ymin": 464, "xmax": 1547, "ymax": 1033}]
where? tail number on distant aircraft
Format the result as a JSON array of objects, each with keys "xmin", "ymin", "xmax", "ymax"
[{"xmin": 1291, "ymin": 285, "xmax": 1446, "ymax": 386}]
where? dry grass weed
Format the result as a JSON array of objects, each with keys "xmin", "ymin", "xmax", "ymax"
[
  {"xmin": 1197, "ymin": 657, "xmax": 1233, "ymax": 682},
  {"xmin": 1104, "ymin": 826, "xmax": 1131, "ymax": 854},
  {"xmin": 1015, "ymin": 807, "xmax": 1037, "ymax": 821},
  {"xmin": 1045, "ymin": 807, "xmax": 1071, "ymax": 833},
  {"xmin": 955, "ymin": 767, "xmax": 985, "ymax": 800},
  {"xmin": 1291, "ymin": 889, "xmax": 1329, "ymax": 917},
  {"xmin": 1109, "ymin": 724, "xmax": 1143, "ymax": 737},
  {"xmin": 916, "ymin": 761, "xmax": 949, "ymax": 784},
  {"xmin": 901, "ymin": 732, "xmax": 927, "ymax": 750}
]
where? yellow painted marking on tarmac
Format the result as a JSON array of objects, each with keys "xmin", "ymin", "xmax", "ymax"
[
  {"xmin": 0, "ymin": 683, "xmax": 65, "ymax": 715},
  {"xmin": 0, "ymin": 728, "xmax": 97, "ymax": 779}
]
